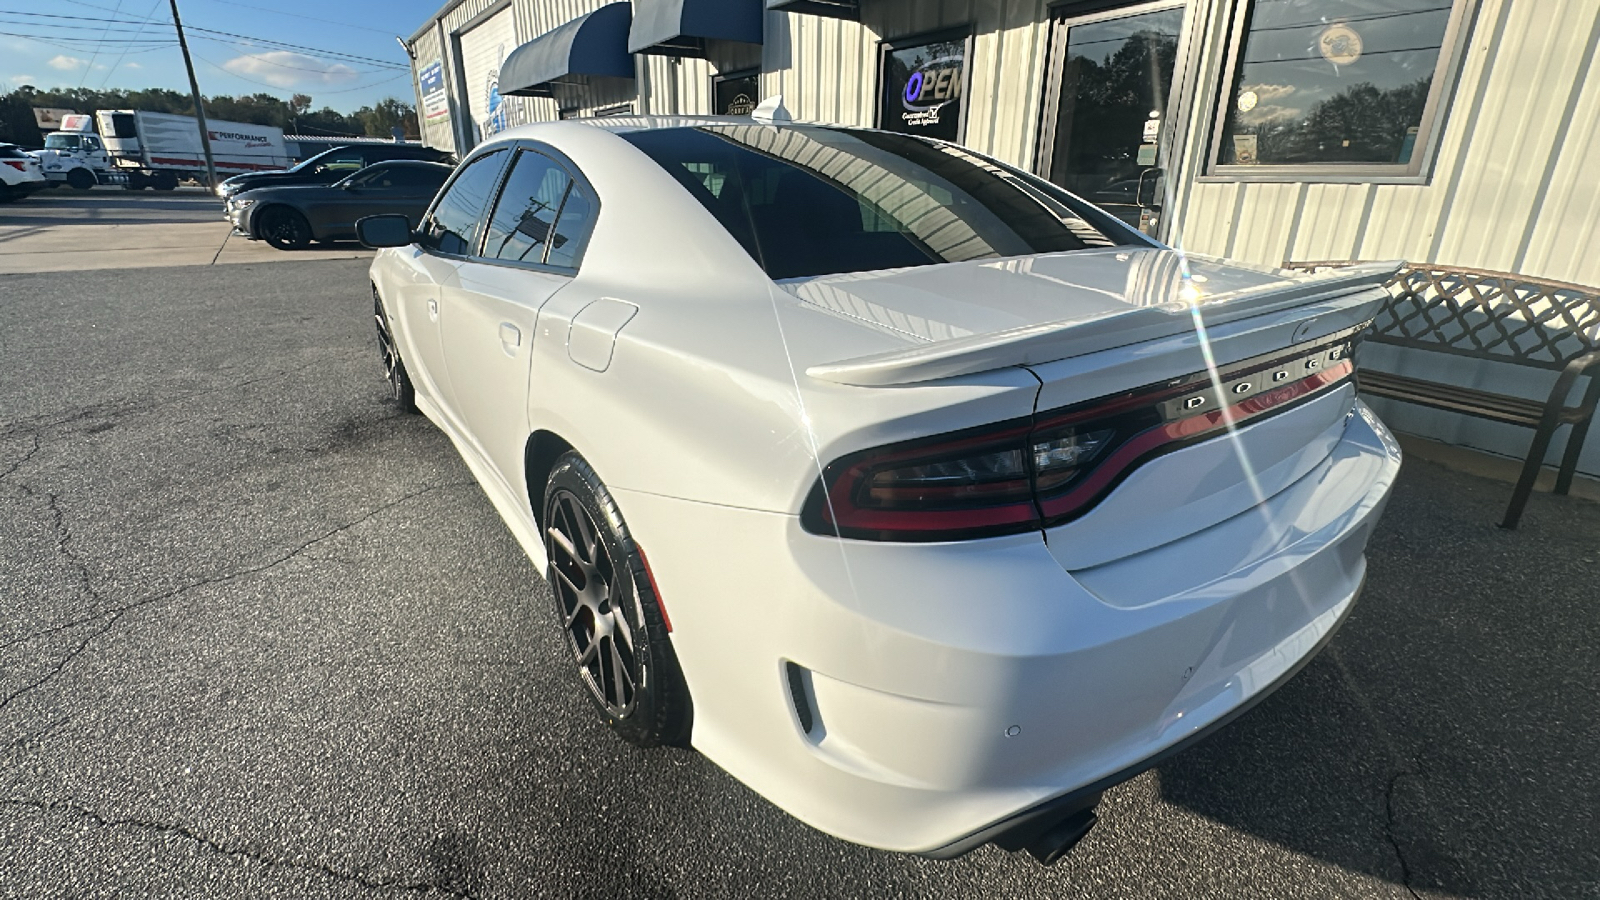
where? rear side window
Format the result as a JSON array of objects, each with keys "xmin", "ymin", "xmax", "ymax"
[
  {"xmin": 483, "ymin": 150, "xmax": 572, "ymax": 265},
  {"xmin": 0, "ymin": 146, "xmax": 25, "ymax": 159},
  {"xmin": 320, "ymin": 152, "xmax": 365, "ymax": 173},
  {"xmin": 419, "ymin": 149, "xmax": 507, "ymax": 256},
  {"xmin": 546, "ymin": 184, "xmax": 594, "ymax": 269},
  {"xmin": 621, "ymin": 126, "xmax": 1139, "ymax": 280}
]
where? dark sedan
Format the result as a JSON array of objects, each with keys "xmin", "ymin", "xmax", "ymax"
[
  {"xmin": 215, "ymin": 142, "xmax": 454, "ymax": 201},
  {"xmin": 228, "ymin": 161, "xmax": 452, "ymax": 250}
]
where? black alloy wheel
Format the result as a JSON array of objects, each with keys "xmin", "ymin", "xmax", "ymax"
[
  {"xmin": 259, "ymin": 206, "xmax": 312, "ymax": 250},
  {"xmin": 543, "ymin": 453, "xmax": 691, "ymax": 747},
  {"xmin": 372, "ymin": 291, "xmax": 417, "ymax": 413}
]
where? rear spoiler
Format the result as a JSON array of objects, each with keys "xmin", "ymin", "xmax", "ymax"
[{"xmin": 805, "ymin": 260, "xmax": 1402, "ymax": 386}]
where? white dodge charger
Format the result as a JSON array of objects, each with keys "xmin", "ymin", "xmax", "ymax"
[{"xmin": 359, "ymin": 115, "xmax": 1401, "ymax": 864}]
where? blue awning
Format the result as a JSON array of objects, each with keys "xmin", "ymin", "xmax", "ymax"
[
  {"xmin": 499, "ymin": 3, "xmax": 635, "ymax": 98},
  {"xmin": 765, "ymin": 0, "xmax": 857, "ymax": 20},
  {"xmin": 629, "ymin": 0, "xmax": 763, "ymax": 57}
]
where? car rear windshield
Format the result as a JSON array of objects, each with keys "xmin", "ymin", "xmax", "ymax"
[{"xmin": 620, "ymin": 125, "xmax": 1143, "ymax": 281}]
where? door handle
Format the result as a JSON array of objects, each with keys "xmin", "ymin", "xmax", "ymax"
[{"xmin": 499, "ymin": 322, "xmax": 522, "ymax": 353}]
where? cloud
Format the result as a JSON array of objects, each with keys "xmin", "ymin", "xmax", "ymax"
[
  {"xmin": 9, "ymin": 74, "xmax": 36, "ymax": 86},
  {"xmin": 222, "ymin": 51, "xmax": 360, "ymax": 88},
  {"xmin": 1239, "ymin": 83, "xmax": 1298, "ymax": 103},
  {"xmin": 48, "ymin": 55, "xmax": 87, "ymax": 71},
  {"xmin": 126, "ymin": 62, "xmax": 143, "ymax": 70}
]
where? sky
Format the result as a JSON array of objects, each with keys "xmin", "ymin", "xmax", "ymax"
[{"xmin": 1, "ymin": 0, "xmax": 442, "ymax": 113}]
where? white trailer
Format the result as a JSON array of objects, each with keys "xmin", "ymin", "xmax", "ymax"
[
  {"xmin": 33, "ymin": 111, "xmax": 291, "ymax": 190},
  {"xmin": 98, "ymin": 110, "xmax": 289, "ymax": 189}
]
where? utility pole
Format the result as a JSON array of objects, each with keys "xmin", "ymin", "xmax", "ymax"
[{"xmin": 168, "ymin": 0, "xmax": 217, "ymax": 190}]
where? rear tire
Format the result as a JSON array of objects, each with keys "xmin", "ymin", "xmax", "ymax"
[
  {"xmin": 65, "ymin": 168, "xmax": 95, "ymax": 190},
  {"xmin": 259, "ymin": 206, "xmax": 311, "ymax": 250},
  {"xmin": 543, "ymin": 453, "xmax": 692, "ymax": 748},
  {"xmin": 372, "ymin": 291, "xmax": 417, "ymax": 413},
  {"xmin": 151, "ymin": 171, "xmax": 178, "ymax": 191}
]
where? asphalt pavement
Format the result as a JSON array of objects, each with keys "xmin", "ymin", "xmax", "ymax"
[
  {"xmin": 0, "ymin": 259, "xmax": 1596, "ymax": 899},
  {"xmin": 0, "ymin": 188, "xmax": 369, "ymax": 275}
]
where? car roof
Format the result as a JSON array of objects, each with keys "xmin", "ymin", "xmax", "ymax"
[{"xmin": 363, "ymin": 159, "xmax": 452, "ymax": 168}]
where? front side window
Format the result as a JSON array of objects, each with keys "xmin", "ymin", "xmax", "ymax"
[
  {"xmin": 419, "ymin": 149, "xmax": 507, "ymax": 256},
  {"xmin": 1213, "ymin": 0, "xmax": 1471, "ymax": 177},
  {"xmin": 622, "ymin": 126, "xmax": 1136, "ymax": 281},
  {"xmin": 483, "ymin": 150, "xmax": 572, "ymax": 265}
]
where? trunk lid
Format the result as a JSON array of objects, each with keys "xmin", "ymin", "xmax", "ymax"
[{"xmin": 786, "ymin": 248, "xmax": 1395, "ymax": 386}]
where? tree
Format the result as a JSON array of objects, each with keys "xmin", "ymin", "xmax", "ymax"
[{"xmin": 353, "ymin": 98, "xmax": 418, "ymax": 139}]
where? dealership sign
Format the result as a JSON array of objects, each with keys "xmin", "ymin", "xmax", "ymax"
[
  {"xmin": 32, "ymin": 108, "xmax": 77, "ymax": 131},
  {"xmin": 419, "ymin": 60, "xmax": 450, "ymax": 122}
]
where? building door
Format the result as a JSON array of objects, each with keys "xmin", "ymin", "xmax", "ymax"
[{"xmin": 1037, "ymin": 2, "xmax": 1192, "ymax": 236}]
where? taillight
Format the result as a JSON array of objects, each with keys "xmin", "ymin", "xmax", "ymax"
[
  {"xmin": 2, "ymin": 161, "xmax": 23, "ymax": 171},
  {"xmin": 802, "ymin": 327, "xmax": 1363, "ymax": 542}
]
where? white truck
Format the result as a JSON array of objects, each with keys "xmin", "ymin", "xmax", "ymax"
[{"xmin": 32, "ymin": 111, "xmax": 289, "ymax": 191}]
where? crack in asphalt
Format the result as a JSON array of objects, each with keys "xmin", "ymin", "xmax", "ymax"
[
  {"xmin": 0, "ymin": 370, "xmax": 290, "ymax": 441},
  {"xmin": 0, "ymin": 797, "xmax": 475, "ymax": 898},
  {"xmin": 0, "ymin": 480, "xmax": 474, "ymax": 716},
  {"xmin": 0, "ymin": 433, "xmax": 40, "ymax": 483},
  {"xmin": 1383, "ymin": 770, "xmax": 1424, "ymax": 900}
]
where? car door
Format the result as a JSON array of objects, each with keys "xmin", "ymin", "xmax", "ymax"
[
  {"xmin": 438, "ymin": 146, "xmax": 594, "ymax": 489},
  {"xmin": 393, "ymin": 148, "xmax": 510, "ymax": 416}
]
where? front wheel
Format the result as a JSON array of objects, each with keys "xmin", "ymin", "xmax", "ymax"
[
  {"xmin": 65, "ymin": 168, "xmax": 95, "ymax": 190},
  {"xmin": 259, "ymin": 206, "xmax": 311, "ymax": 250},
  {"xmin": 544, "ymin": 453, "xmax": 691, "ymax": 748}
]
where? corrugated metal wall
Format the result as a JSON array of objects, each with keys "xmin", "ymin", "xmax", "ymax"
[
  {"xmin": 406, "ymin": 0, "xmax": 1600, "ymax": 474},
  {"xmin": 1170, "ymin": 0, "xmax": 1600, "ymax": 289}
]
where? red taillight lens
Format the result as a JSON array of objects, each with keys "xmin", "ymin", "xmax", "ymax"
[
  {"xmin": 810, "ymin": 422, "xmax": 1040, "ymax": 540},
  {"xmin": 802, "ymin": 328, "xmax": 1364, "ymax": 542},
  {"xmin": 2, "ymin": 161, "xmax": 24, "ymax": 171}
]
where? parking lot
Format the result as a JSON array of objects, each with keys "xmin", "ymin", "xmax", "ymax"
[
  {"xmin": 1, "ymin": 192, "xmax": 1597, "ymax": 899},
  {"xmin": 0, "ymin": 188, "xmax": 368, "ymax": 275}
]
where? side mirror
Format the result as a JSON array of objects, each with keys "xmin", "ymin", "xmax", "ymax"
[
  {"xmin": 1136, "ymin": 168, "xmax": 1165, "ymax": 208},
  {"xmin": 357, "ymin": 214, "xmax": 413, "ymax": 249}
]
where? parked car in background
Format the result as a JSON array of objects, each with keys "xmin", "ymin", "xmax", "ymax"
[
  {"xmin": 215, "ymin": 142, "xmax": 454, "ymax": 202},
  {"xmin": 228, "ymin": 160, "xmax": 451, "ymax": 250},
  {"xmin": 0, "ymin": 143, "xmax": 47, "ymax": 201},
  {"xmin": 358, "ymin": 117, "xmax": 1402, "ymax": 865}
]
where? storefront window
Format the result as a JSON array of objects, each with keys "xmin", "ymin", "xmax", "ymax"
[
  {"xmin": 1213, "ymin": 0, "xmax": 1473, "ymax": 177},
  {"xmin": 877, "ymin": 31, "xmax": 969, "ymax": 143}
]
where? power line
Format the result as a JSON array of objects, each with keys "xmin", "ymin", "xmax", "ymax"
[
  {"xmin": 188, "ymin": 36, "xmax": 393, "ymax": 74},
  {"xmin": 0, "ymin": 9, "xmax": 168, "ymax": 24},
  {"xmin": 76, "ymin": 0, "xmax": 124, "ymax": 89},
  {"xmin": 98, "ymin": 0, "xmax": 168, "ymax": 90},
  {"xmin": 0, "ymin": 29, "xmax": 172, "ymax": 43},
  {"xmin": 183, "ymin": 26, "xmax": 408, "ymax": 69},
  {"xmin": 0, "ymin": 7, "xmax": 409, "ymax": 69}
]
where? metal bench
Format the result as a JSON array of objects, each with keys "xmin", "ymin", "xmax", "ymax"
[{"xmin": 1286, "ymin": 262, "xmax": 1600, "ymax": 529}]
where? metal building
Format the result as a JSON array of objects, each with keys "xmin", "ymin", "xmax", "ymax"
[{"xmin": 403, "ymin": 0, "xmax": 1600, "ymax": 470}]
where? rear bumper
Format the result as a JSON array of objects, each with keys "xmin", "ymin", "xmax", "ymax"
[
  {"xmin": 2, "ymin": 179, "xmax": 48, "ymax": 195},
  {"xmin": 613, "ymin": 402, "xmax": 1401, "ymax": 854}
]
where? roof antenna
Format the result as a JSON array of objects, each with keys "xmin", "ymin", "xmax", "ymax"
[{"xmin": 751, "ymin": 95, "xmax": 794, "ymax": 124}]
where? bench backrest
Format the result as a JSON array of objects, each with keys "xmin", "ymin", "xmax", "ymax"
[{"xmin": 1285, "ymin": 262, "xmax": 1600, "ymax": 372}]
